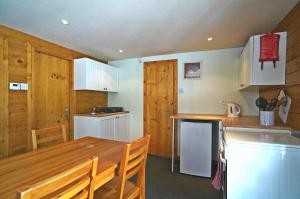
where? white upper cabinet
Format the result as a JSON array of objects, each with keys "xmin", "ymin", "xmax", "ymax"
[
  {"xmin": 74, "ymin": 58, "xmax": 102, "ymax": 91},
  {"xmin": 74, "ymin": 58, "xmax": 118, "ymax": 92},
  {"xmin": 102, "ymin": 63, "xmax": 119, "ymax": 92},
  {"xmin": 239, "ymin": 32, "xmax": 286, "ymax": 90}
]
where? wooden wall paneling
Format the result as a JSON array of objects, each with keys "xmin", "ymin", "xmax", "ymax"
[
  {"xmin": 286, "ymin": 70, "xmax": 300, "ymax": 86},
  {"xmin": 0, "ymin": 36, "xmax": 9, "ymax": 158},
  {"xmin": 0, "ymin": 36, "xmax": 3, "ymax": 158},
  {"xmin": 286, "ymin": 56, "xmax": 300, "ymax": 74},
  {"xmin": 274, "ymin": 4, "xmax": 300, "ymax": 34},
  {"xmin": 74, "ymin": 91, "xmax": 108, "ymax": 114},
  {"xmin": 7, "ymin": 37, "xmax": 29, "ymax": 156},
  {"xmin": 3, "ymin": 38, "xmax": 9, "ymax": 157},
  {"xmin": 0, "ymin": 25, "xmax": 108, "ymax": 158},
  {"xmin": 144, "ymin": 60, "xmax": 177, "ymax": 157},
  {"xmin": 260, "ymin": 2, "xmax": 300, "ymax": 131}
]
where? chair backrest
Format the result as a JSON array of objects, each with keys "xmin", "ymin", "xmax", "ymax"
[
  {"xmin": 117, "ymin": 135, "xmax": 150, "ymax": 198},
  {"xmin": 32, "ymin": 124, "xmax": 67, "ymax": 151},
  {"xmin": 18, "ymin": 157, "xmax": 98, "ymax": 199}
]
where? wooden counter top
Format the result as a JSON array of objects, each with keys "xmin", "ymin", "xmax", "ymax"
[
  {"xmin": 171, "ymin": 113, "xmax": 291, "ymax": 131},
  {"xmin": 75, "ymin": 111, "xmax": 129, "ymax": 117}
]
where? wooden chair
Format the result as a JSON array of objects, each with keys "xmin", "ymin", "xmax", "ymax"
[
  {"xmin": 18, "ymin": 157, "xmax": 98, "ymax": 199},
  {"xmin": 32, "ymin": 124, "xmax": 67, "ymax": 151},
  {"xmin": 94, "ymin": 135, "xmax": 150, "ymax": 199}
]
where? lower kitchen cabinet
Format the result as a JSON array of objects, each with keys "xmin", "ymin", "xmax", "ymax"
[
  {"xmin": 74, "ymin": 113, "xmax": 130, "ymax": 142},
  {"xmin": 115, "ymin": 114, "xmax": 129, "ymax": 142},
  {"xmin": 99, "ymin": 116, "xmax": 115, "ymax": 140},
  {"xmin": 74, "ymin": 117, "xmax": 100, "ymax": 138},
  {"xmin": 225, "ymin": 135, "xmax": 300, "ymax": 199}
]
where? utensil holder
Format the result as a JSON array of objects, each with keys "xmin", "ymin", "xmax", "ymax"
[{"xmin": 260, "ymin": 111, "xmax": 274, "ymax": 126}]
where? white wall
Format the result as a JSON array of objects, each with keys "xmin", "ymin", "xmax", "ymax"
[
  {"xmin": 108, "ymin": 48, "xmax": 259, "ymax": 139},
  {"xmin": 108, "ymin": 58, "xmax": 144, "ymax": 140}
]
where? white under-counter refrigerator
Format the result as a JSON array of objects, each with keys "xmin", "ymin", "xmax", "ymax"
[{"xmin": 180, "ymin": 121, "xmax": 212, "ymax": 177}]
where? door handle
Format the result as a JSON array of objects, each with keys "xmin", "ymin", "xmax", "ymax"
[{"xmin": 64, "ymin": 108, "xmax": 70, "ymax": 121}]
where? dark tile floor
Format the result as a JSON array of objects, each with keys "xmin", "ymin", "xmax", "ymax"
[{"xmin": 145, "ymin": 155, "xmax": 223, "ymax": 199}]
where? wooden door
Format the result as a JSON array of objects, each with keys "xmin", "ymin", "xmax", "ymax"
[
  {"xmin": 32, "ymin": 51, "xmax": 70, "ymax": 139},
  {"xmin": 144, "ymin": 60, "xmax": 177, "ymax": 157}
]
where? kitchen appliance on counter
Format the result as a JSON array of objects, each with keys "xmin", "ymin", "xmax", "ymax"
[
  {"xmin": 91, "ymin": 107, "xmax": 124, "ymax": 114},
  {"xmin": 222, "ymin": 102, "xmax": 241, "ymax": 117}
]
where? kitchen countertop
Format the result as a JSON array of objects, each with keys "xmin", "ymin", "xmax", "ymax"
[
  {"xmin": 225, "ymin": 131, "xmax": 300, "ymax": 149},
  {"xmin": 170, "ymin": 113, "xmax": 291, "ymax": 131},
  {"xmin": 75, "ymin": 111, "xmax": 129, "ymax": 117}
]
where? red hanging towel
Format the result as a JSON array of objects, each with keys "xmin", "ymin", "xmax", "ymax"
[{"xmin": 259, "ymin": 33, "xmax": 280, "ymax": 70}]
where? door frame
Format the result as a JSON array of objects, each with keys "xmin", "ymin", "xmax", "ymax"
[{"xmin": 143, "ymin": 59, "xmax": 178, "ymax": 157}]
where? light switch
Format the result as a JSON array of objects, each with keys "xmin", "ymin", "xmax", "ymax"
[
  {"xmin": 179, "ymin": 88, "xmax": 184, "ymax": 94},
  {"xmin": 20, "ymin": 83, "xmax": 28, "ymax": 90},
  {"xmin": 9, "ymin": 83, "xmax": 21, "ymax": 90}
]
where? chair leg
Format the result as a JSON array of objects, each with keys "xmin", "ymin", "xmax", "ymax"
[{"xmin": 141, "ymin": 169, "xmax": 146, "ymax": 199}]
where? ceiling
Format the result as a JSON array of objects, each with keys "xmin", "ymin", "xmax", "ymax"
[{"xmin": 0, "ymin": 0, "xmax": 298, "ymax": 61}]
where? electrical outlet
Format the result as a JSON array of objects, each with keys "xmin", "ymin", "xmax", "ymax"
[{"xmin": 179, "ymin": 88, "xmax": 184, "ymax": 94}]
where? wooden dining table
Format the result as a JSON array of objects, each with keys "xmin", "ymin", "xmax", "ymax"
[{"xmin": 0, "ymin": 137, "xmax": 125, "ymax": 199}]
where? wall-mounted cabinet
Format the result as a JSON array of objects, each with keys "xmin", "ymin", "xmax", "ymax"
[
  {"xmin": 74, "ymin": 58, "xmax": 119, "ymax": 92},
  {"xmin": 102, "ymin": 63, "xmax": 119, "ymax": 92},
  {"xmin": 239, "ymin": 32, "xmax": 286, "ymax": 90}
]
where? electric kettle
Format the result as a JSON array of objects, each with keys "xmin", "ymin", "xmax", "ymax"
[{"xmin": 222, "ymin": 102, "xmax": 241, "ymax": 117}]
